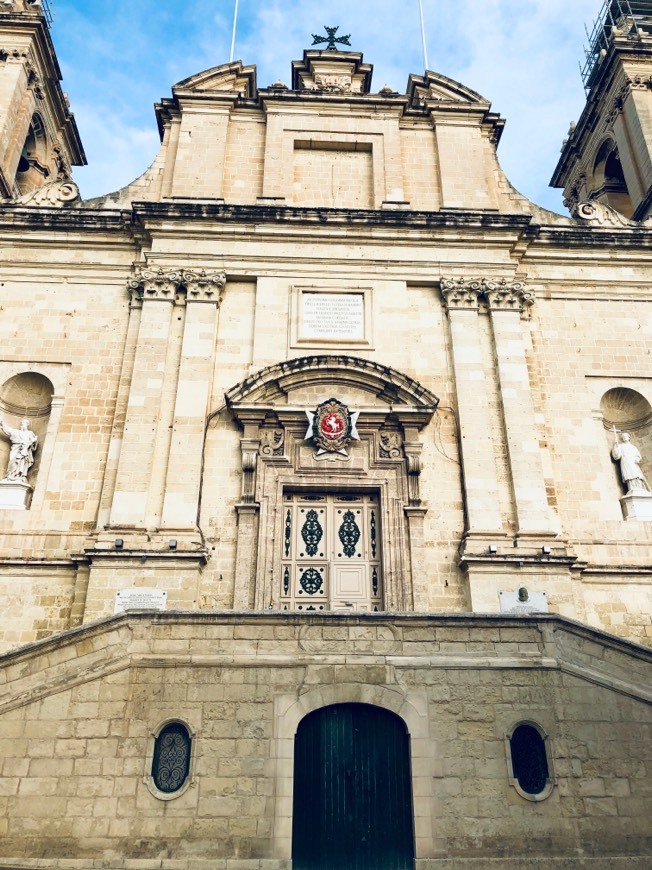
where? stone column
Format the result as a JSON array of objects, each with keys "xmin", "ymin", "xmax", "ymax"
[
  {"xmin": 440, "ymin": 279, "xmax": 503, "ymax": 534},
  {"xmin": 485, "ymin": 280, "xmax": 559, "ymax": 537},
  {"xmin": 110, "ymin": 268, "xmax": 180, "ymax": 527},
  {"xmin": 161, "ymin": 271, "xmax": 225, "ymax": 529}
]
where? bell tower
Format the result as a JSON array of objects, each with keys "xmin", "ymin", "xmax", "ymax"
[
  {"xmin": 552, "ymin": 1, "xmax": 652, "ymax": 220},
  {"xmin": 0, "ymin": 0, "xmax": 84, "ymax": 200}
]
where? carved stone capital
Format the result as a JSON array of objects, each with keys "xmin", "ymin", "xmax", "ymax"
[
  {"xmin": 14, "ymin": 179, "xmax": 80, "ymax": 208},
  {"xmin": 483, "ymin": 279, "xmax": 534, "ymax": 313},
  {"xmin": 128, "ymin": 268, "xmax": 182, "ymax": 301},
  {"xmin": 440, "ymin": 277, "xmax": 483, "ymax": 311},
  {"xmin": 182, "ymin": 270, "xmax": 226, "ymax": 303}
]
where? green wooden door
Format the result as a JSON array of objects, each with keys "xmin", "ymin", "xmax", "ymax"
[{"xmin": 292, "ymin": 703, "xmax": 415, "ymax": 870}]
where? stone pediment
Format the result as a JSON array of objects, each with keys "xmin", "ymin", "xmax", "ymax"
[
  {"xmin": 173, "ymin": 61, "xmax": 257, "ymax": 98},
  {"xmin": 225, "ymin": 355, "xmax": 439, "ymax": 412},
  {"xmin": 407, "ymin": 71, "xmax": 491, "ymax": 107}
]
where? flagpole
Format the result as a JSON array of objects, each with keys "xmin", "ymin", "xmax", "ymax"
[
  {"xmin": 418, "ymin": 0, "xmax": 429, "ymax": 71},
  {"xmin": 230, "ymin": 0, "xmax": 239, "ymax": 63}
]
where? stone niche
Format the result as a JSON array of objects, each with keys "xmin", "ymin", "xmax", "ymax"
[
  {"xmin": 601, "ymin": 387, "xmax": 652, "ymax": 520},
  {"xmin": 0, "ymin": 371, "xmax": 53, "ymax": 508}
]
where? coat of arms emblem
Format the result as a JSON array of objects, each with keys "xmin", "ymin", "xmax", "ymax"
[{"xmin": 305, "ymin": 398, "xmax": 360, "ymax": 455}]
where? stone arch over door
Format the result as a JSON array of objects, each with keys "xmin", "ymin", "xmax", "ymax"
[
  {"xmin": 225, "ymin": 355, "xmax": 438, "ymax": 611},
  {"xmin": 271, "ymin": 682, "xmax": 434, "ymax": 862}
]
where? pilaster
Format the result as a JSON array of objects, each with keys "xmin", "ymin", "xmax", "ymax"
[
  {"xmin": 440, "ymin": 278, "xmax": 503, "ymax": 534},
  {"xmin": 161, "ymin": 271, "xmax": 225, "ymax": 529},
  {"xmin": 110, "ymin": 268, "xmax": 181, "ymax": 527},
  {"xmin": 484, "ymin": 280, "xmax": 559, "ymax": 537}
]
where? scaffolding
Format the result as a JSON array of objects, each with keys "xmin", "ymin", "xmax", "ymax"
[{"xmin": 581, "ymin": 0, "xmax": 652, "ymax": 89}]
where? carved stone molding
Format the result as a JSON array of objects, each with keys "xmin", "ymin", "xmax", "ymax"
[
  {"xmin": 128, "ymin": 268, "xmax": 182, "ymax": 301},
  {"xmin": 572, "ymin": 199, "xmax": 638, "ymax": 228},
  {"xmin": 181, "ymin": 270, "xmax": 226, "ymax": 303},
  {"xmin": 440, "ymin": 277, "xmax": 483, "ymax": 311},
  {"xmin": 14, "ymin": 179, "xmax": 80, "ymax": 208},
  {"xmin": 483, "ymin": 279, "xmax": 534, "ymax": 313}
]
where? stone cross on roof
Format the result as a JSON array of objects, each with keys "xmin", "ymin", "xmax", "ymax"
[{"xmin": 311, "ymin": 26, "xmax": 352, "ymax": 51}]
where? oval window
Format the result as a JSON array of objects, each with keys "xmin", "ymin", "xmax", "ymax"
[
  {"xmin": 152, "ymin": 722, "xmax": 191, "ymax": 794},
  {"xmin": 510, "ymin": 723, "xmax": 549, "ymax": 796}
]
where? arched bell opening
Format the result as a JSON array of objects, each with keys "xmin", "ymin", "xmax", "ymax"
[
  {"xmin": 15, "ymin": 113, "xmax": 51, "ymax": 196},
  {"xmin": 591, "ymin": 139, "xmax": 634, "ymax": 218}
]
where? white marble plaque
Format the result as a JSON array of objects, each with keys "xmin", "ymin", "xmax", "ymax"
[
  {"xmin": 499, "ymin": 589, "xmax": 548, "ymax": 615},
  {"xmin": 114, "ymin": 588, "xmax": 168, "ymax": 614},
  {"xmin": 301, "ymin": 292, "xmax": 364, "ymax": 340}
]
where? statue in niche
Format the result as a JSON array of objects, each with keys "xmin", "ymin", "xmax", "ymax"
[
  {"xmin": 0, "ymin": 418, "xmax": 38, "ymax": 484},
  {"xmin": 611, "ymin": 430, "xmax": 649, "ymax": 493}
]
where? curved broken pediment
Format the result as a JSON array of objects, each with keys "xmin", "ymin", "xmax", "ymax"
[
  {"xmin": 407, "ymin": 71, "xmax": 491, "ymax": 106},
  {"xmin": 225, "ymin": 355, "xmax": 439, "ymax": 410},
  {"xmin": 173, "ymin": 61, "xmax": 257, "ymax": 98}
]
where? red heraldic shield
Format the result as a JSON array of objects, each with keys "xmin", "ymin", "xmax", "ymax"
[{"xmin": 305, "ymin": 398, "xmax": 360, "ymax": 455}]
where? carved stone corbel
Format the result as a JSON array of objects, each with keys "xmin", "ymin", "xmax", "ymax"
[
  {"xmin": 404, "ymin": 440, "xmax": 423, "ymax": 506},
  {"xmin": 182, "ymin": 269, "xmax": 226, "ymax": 303},
  {"xmin": 128, "ymin": 268, "xmax": 182, "ymax": 301},
  {"xmin": 483, "ymin": 279, "xmax": 534, "ymax": 313},
  {"xmin": 240, "ymin": 441, "xmax": 259, "ymax": 503},
  {"xmin": 440, "ymin": 277, "xmax": 483, "ymax": 311}
]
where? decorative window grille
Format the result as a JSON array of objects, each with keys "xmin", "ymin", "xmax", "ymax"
[
  {"xmin": 152, "ymin": 722, "xmax": 191, "ymax": 794},
  {"xmin": 509, "ymin": 723, "xmax": 550, "ymax": 796}
]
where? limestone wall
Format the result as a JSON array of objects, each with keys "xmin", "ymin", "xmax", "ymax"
[{"xmin": 0, "ymin": 613, "xmax": 649, "ymax": 869}]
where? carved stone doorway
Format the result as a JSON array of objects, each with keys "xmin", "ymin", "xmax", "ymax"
[{"xmin": 280, "ymin": 492, "xmax": 382, "ymax": 612}]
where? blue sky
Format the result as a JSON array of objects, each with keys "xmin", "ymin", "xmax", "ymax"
[{"xmin": 51, "ymin": 0, "xmax": 601, "ymax": 212}]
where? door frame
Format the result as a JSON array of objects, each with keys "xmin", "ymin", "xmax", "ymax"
[{"xmin": 271, "ymin": 683, "xmax": 435, "ymax": 863}]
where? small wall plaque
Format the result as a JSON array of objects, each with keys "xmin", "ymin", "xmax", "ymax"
[
  {"xmin": 499, "ymin": 588, "xmax": 548, "ymax": 615},
  {"xmin": 114, "ymin": 588, "xmax": 168, "ymax": 614}
]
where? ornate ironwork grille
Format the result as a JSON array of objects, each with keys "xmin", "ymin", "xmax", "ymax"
[
  {"xmin": 152, "ymin": 722, "xmax": 191, "ymax": 793},
  {"xmin": 293, "ymin": 703, "xmax": 415, "ymax": 870},
  {"xmin": 280, "ymin": 493, "xmax": 382, "ymax": 612},
  {"xmin": 510, "ymin": 724, "xmax": 549, "ymax": 795}
]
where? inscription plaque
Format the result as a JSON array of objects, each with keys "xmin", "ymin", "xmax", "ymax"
[
  {"xmin": 499, "ymin": 588, "xmax": 548, "ymax": 615},
  {"xmin": 301, "ymin": 292, "xmax": 364, "ymax": 341},
  {"xmin": 114, "ymin": 588, "xmax": 168, "ymax": 614}
]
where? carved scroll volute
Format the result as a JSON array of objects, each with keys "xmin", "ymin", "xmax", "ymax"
[
  {"xmin": 182, "ymin": 270, "xmax": 227, "ymax": 303},
  {"xmin": 483, "ymin": 279, "xmax": 534, "ymax": 314},
  {"xmin": 440, "ymin": 277, "xmax": 483, "ymax": 311},
  {"xmin": 260, "ymin": 427, "xmax": 285, "ymax": 457}
]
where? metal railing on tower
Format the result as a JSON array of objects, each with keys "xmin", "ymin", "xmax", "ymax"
[{"xmin": 581, "ymin": 0, "xmax": 652, "ymax": 89}]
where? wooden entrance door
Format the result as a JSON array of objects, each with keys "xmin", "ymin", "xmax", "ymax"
[
  {"xmin": 292, "ymin": 703, "xmax": 415, "ymax": 870},
  {"xmin": 280, "ymin": 493, "xmax": 382, "ymax": 612}
]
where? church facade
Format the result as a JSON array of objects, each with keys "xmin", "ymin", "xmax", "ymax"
[{"xmin": 0, "ymin": 1, "xmax": 650, "ymax": 867}]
